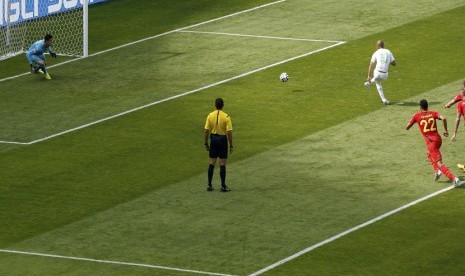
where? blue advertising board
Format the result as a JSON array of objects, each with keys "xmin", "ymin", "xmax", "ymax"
[{"xmin": 1, "ymin": 0, "xmax": 107, "ymax": 27}]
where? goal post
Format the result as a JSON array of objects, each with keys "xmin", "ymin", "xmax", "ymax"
[
  {"xmin": 83, "ymin": 0, "xmax": 88, "ymax": 57},
  {"xmin": 0, "ymin": 0, "xmax": 96, "ymax": 61}
]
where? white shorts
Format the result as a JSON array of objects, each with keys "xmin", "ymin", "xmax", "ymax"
[{"xmin": 373, "ymin": 69, "xmax": 388, "ymax": 83}]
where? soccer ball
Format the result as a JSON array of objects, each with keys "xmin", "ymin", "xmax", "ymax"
[{"xmin": 280, "ymin": 72, "xmax": 289, "ymax": 82}]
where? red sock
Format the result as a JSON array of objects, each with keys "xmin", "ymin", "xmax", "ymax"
[
  {"xmin": 439, "ymin": 164, "xmax": 454, "ymax": 180},
  {"xmin": 429, "ymin": 155, "xmax": 440, "ymax": 172}
]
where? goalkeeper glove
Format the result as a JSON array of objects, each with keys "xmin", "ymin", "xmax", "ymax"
[{"xmin": 50, "ymin": 52, "xmax": 57, "ymax": 58}]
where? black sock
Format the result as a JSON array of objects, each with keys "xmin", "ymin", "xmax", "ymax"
[
  {"xmin": 208, "ymin": 164, "xmax": 214, "ymax": 186},
  {"xmin": 220, "ymin": 165, "xmax": 226, "ymax": 187}
]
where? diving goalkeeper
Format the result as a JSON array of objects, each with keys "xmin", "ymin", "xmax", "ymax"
[{"xmin": 26, "ymin": 34, "xmax": 57, "ymax": 80}]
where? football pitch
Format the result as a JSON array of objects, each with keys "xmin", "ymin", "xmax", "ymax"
[{"xmin": 1, "ymin": 0, "xmax": 465, "ymax": 275}]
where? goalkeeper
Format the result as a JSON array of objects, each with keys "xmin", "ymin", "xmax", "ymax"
[{"xmin": 26, "ymin": 34, "xmax": 57, "ymax": 80}]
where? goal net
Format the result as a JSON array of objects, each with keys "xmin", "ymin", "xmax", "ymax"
[{"xmin": 0, "ymin": 0, "xmax": 89, "ymax": 61}]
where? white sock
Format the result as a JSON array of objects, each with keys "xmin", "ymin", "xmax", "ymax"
[{"xmin": 375, "ymin": 82, "xmax": 387, "ymax": 102}]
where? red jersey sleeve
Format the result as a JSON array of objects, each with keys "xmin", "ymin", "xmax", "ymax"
[
  {"xmin": 408, "ymin": 114, "xmax": 418, "ymax": 126},
  {"xmin": 453, "ymin": 93, "xmax": 463, "ymax": 103}
]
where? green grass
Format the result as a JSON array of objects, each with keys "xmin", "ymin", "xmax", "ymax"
[
  {"xmin": 0, "ymin": 34, "xmax": 331, "ymax": 142},
  {"xmin": 0, "ymin": 0, "xmax": 273, "ymax": 79},
  {"xmin": 1, "ymin": 0, "xmax": 465, "ymax": 275},
  {"xmin": 270, "ymin": 185, "xmax": 465, "ymax": 275},
  {"xmin": 296, "ymin": 192, "xmax": 465, "ymax": 275},
  {"xmin": 264, "ymin": 81, "xmax": 465, "ymax": 275}
]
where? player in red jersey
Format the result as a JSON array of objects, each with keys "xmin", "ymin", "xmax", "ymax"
[
  {"xmin": 451, "ymin": 96, "xmax": 465, "ymax": 171},
  {"xmin": 444, "ymin": 80, "xmax": 465, "ymax": 109},
  {"xmin": 406, "ymin": 99, "xmax": 465, "ymax": 187},
  {"xmin": 451, "ymin": 99, "xmax": 465, "ymax": 142}
]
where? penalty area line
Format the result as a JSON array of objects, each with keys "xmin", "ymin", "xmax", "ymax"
[
  {"xmin": 248, "ymin": 185, "xmax": 455, "ymax": 275},
  {"xmin": 0, "ymin": 41, "xmax": 345, "ymax": 145},
  {"xmin": 0, "ymin": 0, "xmax": 286, "ymax": 83},
  {"xmin": 178, "ymin": 30, "xmax": 344, "ymax": 44},
  {"xmin": 0, "ymin": 249, "xmax": 238, "ymax": 276}
]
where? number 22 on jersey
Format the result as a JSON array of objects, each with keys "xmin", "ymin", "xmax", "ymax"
[{"xmin": 420, "ymin": 118, "xmax": 436, "ymax": 133}]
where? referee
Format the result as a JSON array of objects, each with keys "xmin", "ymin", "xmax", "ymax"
[{"xmin": 204, "ymin": 98, "xmax": 233, "ymax": 192}]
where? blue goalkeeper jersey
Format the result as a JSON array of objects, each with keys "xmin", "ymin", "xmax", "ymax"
[{"xmin": 27, "ymin": 40, "xmax": 53, "ymax": 56}]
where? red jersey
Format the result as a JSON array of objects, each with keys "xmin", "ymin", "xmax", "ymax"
[
  {"xmin": 408, "ymin": 110, "xmax": 441, "ymax": 144},
  {"xmin": 457, "ymin": 100, "xmax": 465, "ymax": 115}
]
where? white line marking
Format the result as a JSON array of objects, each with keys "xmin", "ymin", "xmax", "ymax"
[
  {"xmin": 0, "ymin": 71, "xmax": 32, "ymax": 83},
  {"xmin": 0, "ymin": 140, "xmax": 30, "ymax": 145},
  {"xmin": 1, "ymin": 41, "xmax": 345, "ymax": 145},
  {"xmin": 0, "ymin": 0, "xmax": 286, "ymax": 83},
  {"xmin": 1, "ymin": 185, "xmax": 456, "ymax": 274},
  {"xmin": 248, "ymin": 185, "xmax": 455, "ymax": 275},
  {"xmin": 0, "ymin": 249, "xmax": 238, "ymax": 276},
  {"xmin": 178, "ymin": 30, "xmax": 344, "ymax": 43},
  {"xmin": 88, "ymin": 0, "xmax": 287, "ymax": 57}
]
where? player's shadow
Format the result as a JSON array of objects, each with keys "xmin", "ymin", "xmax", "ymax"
[{"xmin": 397, "ymin": 101, "xmax": 441, "ymax": 106}]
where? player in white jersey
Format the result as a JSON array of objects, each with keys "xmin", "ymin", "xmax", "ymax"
[
  {"xmin": 26, "ymin": 34, "xmax": 57, "ymax": 80},
  {"xmin": 364, "ymin": 40, "xmax": 396, "ymax": 105}
]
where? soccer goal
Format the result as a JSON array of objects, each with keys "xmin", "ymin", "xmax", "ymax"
[{"xmin": 0, "ymin": 0, "xmax": 89, "ymax": 61}]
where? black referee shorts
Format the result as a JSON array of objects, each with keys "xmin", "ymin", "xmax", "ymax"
[{"xmin": 209, "ymin": 134, "xmax": 228, "ymax": 159}]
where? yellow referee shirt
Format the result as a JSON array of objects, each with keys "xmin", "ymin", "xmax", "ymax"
[{"xmin": 204, "ymin": 110, "xmax": 232, "ymax": 135}]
